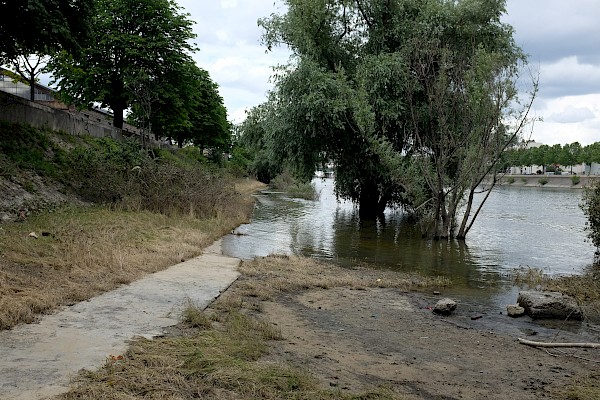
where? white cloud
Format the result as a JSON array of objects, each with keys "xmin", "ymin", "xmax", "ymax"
[
  {"xmin": 173, "ymin": 0, "xmax": 600, "ymax": 145},
  {"xmin": 548, "ymin": 106, "xmax": 595, "ymax": 124},
  {"xmin": 539, "ymin": 56, "xmax": 600, "ymax": 97},
  {"xmin": 220, "ymin": 0, "xmax": 238, "ymax": 9},
  {"xmin": 529, "ymin": 95, "xmax": 600, "ymax": 145}
]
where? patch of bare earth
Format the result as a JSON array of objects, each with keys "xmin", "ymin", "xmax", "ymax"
[{"xmin": 228, "ymin": 257, "xmax": 598, "ymax": 400}]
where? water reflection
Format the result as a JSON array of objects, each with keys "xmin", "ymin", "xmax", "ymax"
[{"xmin": 223, "ymin": 179, "xmax": 595, "ymax": 290}]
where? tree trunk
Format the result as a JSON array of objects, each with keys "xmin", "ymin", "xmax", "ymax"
[
  {"xmin": 358, "ymin": 182, "xmax": 387, "ymax": 219},
  {"xmin": 112, "ymin": 107, "xmax": 124, "ymax": 129},
  {"xmin": 29, "ymin": 77, "xmax": 35, "ymax": 101}
]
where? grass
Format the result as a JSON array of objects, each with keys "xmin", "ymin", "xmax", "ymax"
[
  {"xmin": 558, "ymin": 373, "xmax": 600, "ymax": 400},
  {"xmin": 572, "ymin": 175, "xmax": 581, "ymax": 185},
  {"xmin": 57, "ymin": 255, "xmax": 414, "ymax": 399},
  {"xmin": 513, "ymin": 265, "xmax": 600, "ymax": 322},
  {"xmin": 0, "ymin": 183, "xmax": 257, "ymax": 330},
  {"xmin": 538, "ymin": 177, "xmax": 549, "ymax": 186}
]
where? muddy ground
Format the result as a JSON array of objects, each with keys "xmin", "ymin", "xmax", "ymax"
[{"xmin": 244, "ymin": 286, "xmax": 599, "ymax": 399}]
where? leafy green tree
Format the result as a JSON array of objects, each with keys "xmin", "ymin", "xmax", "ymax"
[
  {"xmin": 128, "ymin": 61, "xmax": 230, "ymax": 150},
  {"xmin": 581, "ymin": 143, "xmax": 600, "ymax": 174},
  {"xmin": 530, "ymin": 145, "xmax": 547, "ymax": 173},
  {"xmin": 259, "ymin": 0, "xmax": 535, "ymax": 237},
  {"xmin": 49, "ymin": 0, "xmax": 196, "ymax": 129},
  {"xmin": 237, "ymin": 104, "xmax": 282, "ymax": 183},
  {"xmin": 561, "ymin": 142, "xmax": 582, "ymax": 173},
  {"xmin": 0, "ymin": 0, "xmax": 92, "ymax": 62},
  {"xmin": 581, "ymin": 181, "xmax": 600, "ymax": 260}
]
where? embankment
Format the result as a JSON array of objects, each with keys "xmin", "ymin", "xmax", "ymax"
[{"xmin": 489, "ymin": 174, "xmax": 598, "ymax": 189}]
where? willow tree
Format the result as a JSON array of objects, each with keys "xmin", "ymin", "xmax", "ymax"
[{"xmin": 259, "ymin": 0, "xmax": 535, "ymax": 237}]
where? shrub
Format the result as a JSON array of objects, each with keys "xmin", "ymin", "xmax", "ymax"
[
  {"xmin": 538, "ymin": 178, "xmax": 548, "ymax": 186},
  {"xmin": 506, "ymin": 176, "xmax": 515, "ymax": 184},
  {"xmin": 581, "ymin": 180, "xmax": 600, "ymax": 256},
  {"xmin": 571, "ymin": 175, "xmax": 581, "ymax": 185},
  {"xmin": 271, "ymin": 170, "xmax": 320, "ymax": 200}
]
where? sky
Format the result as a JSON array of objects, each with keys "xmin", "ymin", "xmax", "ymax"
[{"xmin": 180, "ymin": 1, "xmax": 600, "ymax": 145}]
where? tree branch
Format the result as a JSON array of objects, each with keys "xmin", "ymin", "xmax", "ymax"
[{"xmin": 518, "ymin": 338, "xmax": 600, "ymax": 349}]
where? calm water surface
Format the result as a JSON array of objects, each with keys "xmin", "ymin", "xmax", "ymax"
[{"xmin": 223, "ymin": 179, "xmax": 596, "ymax": 319}]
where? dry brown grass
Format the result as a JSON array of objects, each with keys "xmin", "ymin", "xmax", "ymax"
[
  {"xmin": 513, "ymin": 266, "xmax": 600, "ymax": 322},
  {"xmin": 0, "ymin": 183, "xmax": 256, "ymax": 330},
  {"xmin": 235, "ymin": 254, "xmax": 451, "ymax": 301},
  {"xmin": 57, "ymin": 256, "xmax": 406, "ymax": 400}
]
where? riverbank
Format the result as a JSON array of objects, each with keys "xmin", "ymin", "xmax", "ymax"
[
  {"xmin": 58, "ymin": 256, "xmax": 600, "ymax": 400},
  {"xmin": 492, "ymin": 174, "xmax": 598, "ymax": 189},
  {"xmin": 0, "ymin": 178, "xmax": 265, "ymax": 330}
]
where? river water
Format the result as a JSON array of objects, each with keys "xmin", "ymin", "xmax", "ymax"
[{"xmin": 223, "ymin": 178, "xmax": 596, "ymax": 320}]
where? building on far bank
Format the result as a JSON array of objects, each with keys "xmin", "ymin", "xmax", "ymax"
[{"xmin": 0, "ymin": 67, "xmax": 54, "ymax": 101}]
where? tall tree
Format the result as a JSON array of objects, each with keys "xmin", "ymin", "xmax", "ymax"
[
  {"xmin": 128, "ymin": 61, "xmax": 230, "ymax": 150},
  {"xmin": 49, "ymin": 0, "xmax": 196, "ymax": 129},
  {"xmin": 8, "ymin": 54, "xmax": 49, "ymax": 101},
  {"xmin": 259, "ymin": 0, "xmax": 535, "ymax": 237}
]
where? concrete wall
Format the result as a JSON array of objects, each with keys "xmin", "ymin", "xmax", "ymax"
[
  {"xmin": 0, "ymin": 91, "xmax": 125, "ymax": 140},
  {"xmin": 493, "ymin": 174, "xmax": 597, "ymax": 189}
]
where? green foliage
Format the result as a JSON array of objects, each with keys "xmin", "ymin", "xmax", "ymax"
[
  {"xmin": 0, "ymin": 121, "xmax": 64, "ymax": 176},
  {"xmin": 508, "ymin": 141, "xmax": 600, "ymax": 174},
  {"xmin": 271, "ymin": 170, "xmax": 320, "ymax": 201},
  {"xmin": 582, "ymin": 181, "xmax": 600, "ymax": 254},
  {"xmin": 237, "ymin": 105, "xmax": 283, "ymax": 183},
  {"xmin": 48, "ymin": 0, "xmax": 196, "ymax": 128},
  {"xmin": 227, "ymin": 145, "xmax": 253, "ymax": 178},
  {"xmin": 0, "ymin": 0, "xmax": 93, "ymax": 62},
  {"xmin": 257, "ymin": 0, "xmax": 533, "ymax": 234},
  {"xmin": 64, "ymin": 138, "xmax": 144, "ymax": 203},
  {"xmin": 572, "ymin": 175, "xmax": 581, "ymax": 185},
  {"xmin": 129, "ymin": 61, "xmax": 231, "ymax": 149},
  {"xmin": 506, "ymin": 176, "xmax": 515, "ymax": 184},
  {"xmin": 538, "ymin": 178, "xmax": 548, "ymax": 186}
]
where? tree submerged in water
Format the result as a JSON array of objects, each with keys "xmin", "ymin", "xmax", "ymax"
[
  {"xmin": 248, "ymin": 0, "xmax": 536, "ymax": 239},
  {"xmin": 581, "ymin": 181, "xmax": 600, "ymax": 261}
]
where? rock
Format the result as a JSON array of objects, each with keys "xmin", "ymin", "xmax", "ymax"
[
  {"xmin": 433, "ymin": 298, "xmax": 457, "ymax": 316},
  {"xmin": 506, "ymin": 304, "xmax": 525, "ymax": 318},
  {"xmin": 517, "ymin": 291, "xmax": 583, "ymax": 320}
]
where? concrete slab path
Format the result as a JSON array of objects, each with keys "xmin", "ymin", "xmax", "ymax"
[{"xmin": 0, "ymin": 240, "xmax": 240, "ymax": 400}]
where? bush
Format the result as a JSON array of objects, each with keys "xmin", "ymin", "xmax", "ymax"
[
  {"xmin": 538, "ymin": 178, "xmax": 548, "ymax": 186},
  {"xmin": 581, "ymin": 181, "xmax": 600, "ymax": 255},
  {"xmin": 271, "ymin": 170, "xmax": 320, "ymax": 201},
  {"xmin": 571, "ymin": 175, "xmax": 581, "ymax": 185},
  {"xmin": 0, "ymin": 121, "xmax": 64, "ymax": 176},
  {"xmin": 506, "ymin": 176, "xmax": 515, "ymax": 184}
]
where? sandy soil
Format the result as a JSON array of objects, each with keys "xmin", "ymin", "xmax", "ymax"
[{"xmin": 252, "ymin": 286, "xmax": 599, "ymax": 399}]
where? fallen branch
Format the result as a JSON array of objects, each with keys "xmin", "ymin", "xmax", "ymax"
[{"xmin": 518, "ymin": 338, "xmax": 600, "ymax": 349}]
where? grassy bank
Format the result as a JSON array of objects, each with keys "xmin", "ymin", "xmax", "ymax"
[
  {"xmin": 0, "ymin": 122, "xmax": 265, "ymax": 329},
  {"xmin": 514, "ymin": 266, "xmax": 600, "ymax": 323}
]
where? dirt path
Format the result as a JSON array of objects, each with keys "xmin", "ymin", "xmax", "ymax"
[
  {"xmin": 259, "ymin": 286, "xmax": 599, "ymax": 399},
  {"xmin": 0, "ymin": 240, "xmax": 240, "ymax": 400}
]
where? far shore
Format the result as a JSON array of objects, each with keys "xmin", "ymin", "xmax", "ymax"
[{"xmin": 486, "ymin": 174, "xmax": 599, "ymax": 189}]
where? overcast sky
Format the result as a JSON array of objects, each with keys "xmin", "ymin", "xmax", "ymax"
[{"xmin": 180, "ymin": 0, "xmax": 600, "ymax": 145}]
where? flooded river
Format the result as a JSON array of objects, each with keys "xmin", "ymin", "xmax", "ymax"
[{"xmin": 223, "ymin": 178, "xmax": 596, "ymax": 319}]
